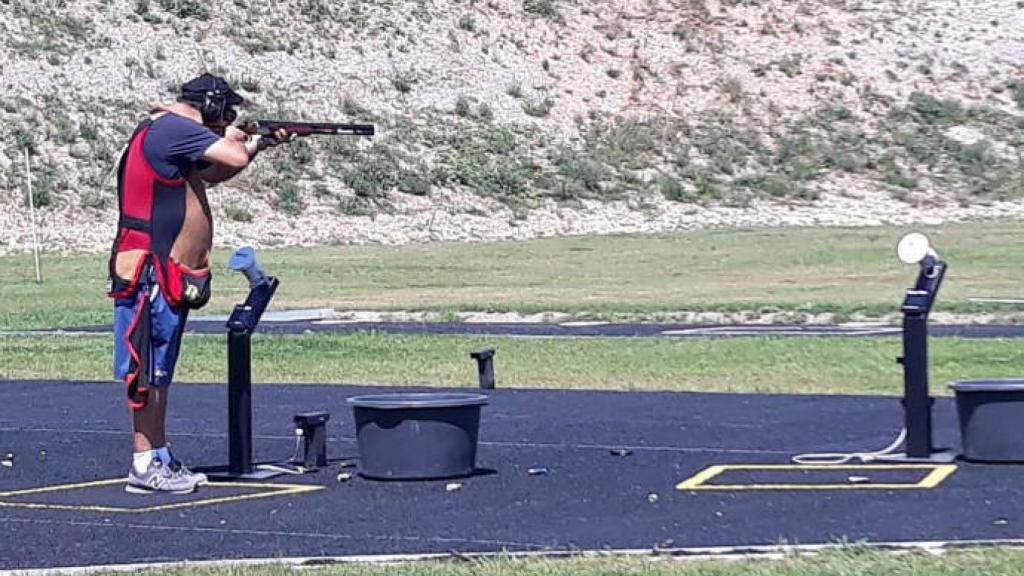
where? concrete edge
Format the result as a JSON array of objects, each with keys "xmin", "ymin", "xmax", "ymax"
[{"xmin": 6, "ymin": 538, "xmax": 1024, "ymax": 575}]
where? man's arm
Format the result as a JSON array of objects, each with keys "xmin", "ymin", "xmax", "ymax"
[
  {"xmin": 198, "ymin": 127, "xmax": 259, "ymax": 183},
  {"xmin": 197, "ymin": 152, "xmax": 251, "ymax": 183}
]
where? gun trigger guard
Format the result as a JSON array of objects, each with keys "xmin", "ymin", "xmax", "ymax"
[{"xmin": 255, "ymin": 135, "xmax": 274, "ymax": 151}]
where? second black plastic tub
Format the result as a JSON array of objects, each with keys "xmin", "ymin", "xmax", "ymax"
[
  {"xmin": 347, "ymin": 392, "xmax": 489, "ymax": 480},
  {"xmin": 949, "ymin": 378, "xmax": 1024, "ymax": 463}
]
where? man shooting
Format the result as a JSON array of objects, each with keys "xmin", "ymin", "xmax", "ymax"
[{"xmin": 107, "ymin": 73, "xmax": 290, "ymax": 494}]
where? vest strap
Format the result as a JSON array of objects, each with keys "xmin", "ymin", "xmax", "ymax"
[{"xmin": 119, "ymin": 216, "xmax": 151, "ymax": 232}]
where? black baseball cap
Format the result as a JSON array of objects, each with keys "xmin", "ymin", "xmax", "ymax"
[{"xmin": 180, "ymin": 73, "xmax": 245, "ymax": 106}]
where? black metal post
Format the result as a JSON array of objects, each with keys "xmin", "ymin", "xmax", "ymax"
[
  {"xmin": 207, "ymin": 276, "xmax": 280, "ymax": 481},
  {"xmin": 227, "ymin": 330, "xmax": 253, "ymax": 476},
  {"xmin": 890, "ymin": 255, "xmax": 954, "ymax": 462},
  {"xmin": 901, "ymin": 310, "xmax": 932, "ymax": 459},
  {"xmin": 470, "ymin": 348, "xmax": 496, "ymax": 389}
]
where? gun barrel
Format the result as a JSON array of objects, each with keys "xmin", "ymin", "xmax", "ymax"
[{"xmin": 244, "ymin": 121, "xmax": 374, "ymax": 137}]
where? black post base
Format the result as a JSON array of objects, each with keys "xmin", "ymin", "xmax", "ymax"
[
  {"xmin": 203, "ymin": 465, "xmax": 288, "ymax": 482},
  {"xmin": 874, "ymin": 449, "xmax": 958, "ymax": 464}
]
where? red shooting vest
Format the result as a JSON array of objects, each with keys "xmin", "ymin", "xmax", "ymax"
[{"xmin": 107, "ymin": 117, "xmax": 210, "ymax": 309}]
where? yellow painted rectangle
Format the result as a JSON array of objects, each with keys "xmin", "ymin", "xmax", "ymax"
[
  {"xmin": 676, "ymin": 463, "xmax": 957, "ymax": 491},
  {"xmin": 0, "ymin": 479, "xmax": 323, "ymax": 513}
]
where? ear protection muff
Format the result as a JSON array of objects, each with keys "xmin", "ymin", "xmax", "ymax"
[
  {"xmin": 198, "ymin": 90, "xmax": 228, "ymax": 124},
  {"xmin": 181, "ymin": 74, "xmax": 242, "ymax": 125}
]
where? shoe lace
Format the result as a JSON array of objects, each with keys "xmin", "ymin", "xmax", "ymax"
[
  {"xmin": 150, "ymin": 461, "xmax": 177, "ymax": 487},
  {"xmin": 168, "ymin": 457, "xmax": 202, "ymax": 480}
]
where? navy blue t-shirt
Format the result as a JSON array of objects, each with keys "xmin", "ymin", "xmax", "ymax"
[{"xmin": 142, "ymin": 113, "xmax": 220, "ymax": 180}]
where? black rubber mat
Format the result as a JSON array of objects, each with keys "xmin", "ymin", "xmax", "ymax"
[{"xmin": 1, "ymin": 379, "xmax": 1021, "ymax": 570}]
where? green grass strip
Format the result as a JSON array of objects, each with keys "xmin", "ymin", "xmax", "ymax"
[
  {"xmin": 4, "ymin": 332, "xmax": 1021, "ymax": 395},
  {"xmin": 3, "ymin": 223, "xmax": 1023, "ymax": 330},
  {"xmin": 93, "ymin": 547, "xmax": 1024, "ymax": 576}
]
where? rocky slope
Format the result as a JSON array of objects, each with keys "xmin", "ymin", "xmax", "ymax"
[{"xmin": 1, "ymin": 0, "xmax": 1022, "ymax": 254}]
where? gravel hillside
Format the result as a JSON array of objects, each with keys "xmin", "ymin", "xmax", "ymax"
[{"xmin": 1, "ymin": 0, "xmax": 1022, "ymax": 254}]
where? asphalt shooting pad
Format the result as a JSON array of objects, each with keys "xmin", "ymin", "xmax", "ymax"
[{"xmin": 1, "ymin": 378, "xmax": 1022, "ymax": 571}]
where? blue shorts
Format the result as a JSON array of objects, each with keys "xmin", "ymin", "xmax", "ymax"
[{"xmin": 113, "ymin": 281, "xmax": 189, "ymax": 387}]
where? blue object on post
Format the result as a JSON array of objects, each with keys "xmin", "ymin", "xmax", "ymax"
[{"xmin": 228, "ymin": 246, "xmax": 269, "ymax": 289}]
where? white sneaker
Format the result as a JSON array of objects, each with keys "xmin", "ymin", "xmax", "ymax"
[
  {"xmin": 125, "ymin": 460, "xmax": 198, "ymax": 495},
  {"xmin": 168, "ymin": 457, "xmax": 208, "ymax": 486}
]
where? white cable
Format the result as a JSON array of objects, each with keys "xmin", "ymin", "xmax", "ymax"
[
  {"xmin": 791, "ymin": 428, "xmax": 907, "ymax": 465},
  {"xmin": 255, "ymin": 430, "xmax": 308, "ymax": 475},
  {"xmin": 257, "ymin": 463, "xmax": 307, "ymax": 475}
]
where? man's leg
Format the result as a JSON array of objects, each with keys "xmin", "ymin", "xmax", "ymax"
[
  {"xmin": 147, "ymin": 289, "xmax": 206, "ymax": 484},
  {"xmin": 131, "ymin": 386, "xmax": 167, "ymax": 453},
  {"xmin": 114, "ymin": 291, "xmax": 163, "ymax": 467},
  {"xmin": 117, "ymin": 285, "xmax": 197, "ymax": 494},
  {"xmin": 121, "ymin": 381, "xmax": 195, "ymax": 494}
]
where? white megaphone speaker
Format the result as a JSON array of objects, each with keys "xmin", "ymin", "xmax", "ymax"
[
  {"xmin": 896, "ymin": 232, "xmax": 938, "ymax": 265},
  {"xmin": 229, "ymin": 246, "xmax": 269, "ymax": 288}
]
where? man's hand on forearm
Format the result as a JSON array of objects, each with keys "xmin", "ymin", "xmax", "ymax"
[
  {"xmin": 256, "ymin": 128, "xmax": 297, "ymax": 151},
  {"xmin": 241, "ymin": 126, "xmax": 293, "ymax": 157},
  {"xmin": 224, "ymin": 125, "xmax": 260, "ymax": 159},
  {"xmin": 244, "ymin": 135, "xmax": 261, "ymax": 157}
]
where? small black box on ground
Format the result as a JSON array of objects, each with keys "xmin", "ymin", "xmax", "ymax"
[{"xmin": 294, "ymin": 411, "xmax": 330, "ymax": 469}]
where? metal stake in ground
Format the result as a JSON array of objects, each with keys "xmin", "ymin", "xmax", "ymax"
[
  {"xmin": 23, "ymin": 148, "xmax": 41, "ymax": 283},
  {"xmin": 470, "ymin": 348, "xmax": 496, "ymax": 389}
]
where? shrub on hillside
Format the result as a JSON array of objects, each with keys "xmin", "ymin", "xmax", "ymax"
[
  {"xmin": 275, "ymin": 182, "xmax": 304, "ymax": 216},
  {"xmin": 156, "ymin": 0, "xmax": 209, "ymax": 19},
  {"xmin": 906, "ymin": 92, "xmax": 964, "ymax": 124}
]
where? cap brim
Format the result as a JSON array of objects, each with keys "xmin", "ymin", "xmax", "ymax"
[{"xmin": 225, "ymin": 91, "xmax": 245, "ymax": 106}]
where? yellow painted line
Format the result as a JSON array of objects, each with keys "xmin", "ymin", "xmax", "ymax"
[
  {"xmin": 679, "ymin": 483, "xmax": 946, "ymax": 491},
  {"xmin": 675, "ymin": 465, "xmax": 728, "ymax": 490},
  {"xmin": 0, "ymin": 478, "xmax": 125, "ymax": 498},
  {"xmin": 0, "ymin": 479, "xmax": 303, "ymax": 497},
  {"xmin": 684, "ymin": 464, "xmax": 950, "ymax": 470},
  {"xmin": 676, "ymin": 464, "xmax": 958, "ymax": 491},
  {"xmin": 918, "ymin": 465, "xmax": 958, "ymax": 488},
  {"xmin": 0, "ymin": 479, "xmax": 323, "ymax": 513}
]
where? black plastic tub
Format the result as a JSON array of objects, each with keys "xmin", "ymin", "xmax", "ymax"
[
  {"xmin": 949, "ymin": 378, "xmax": 1024, "ymax": 463},
  {"xmin": 347, "ymin": 392, "xmax": 489, "ymax": 480}
]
